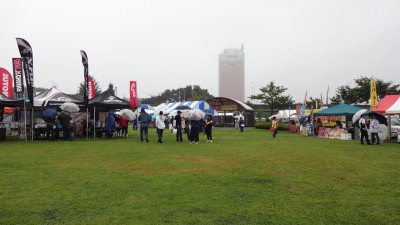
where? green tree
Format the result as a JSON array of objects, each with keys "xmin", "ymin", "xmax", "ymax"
[
  {"xmin": 250, "ymin": 81, "xmax": 294, "ymax": 114},
  {"xmin": 141, "ymin": 85, "xmax": 214, "ymax": 104},
  {"xmin": 255, "ymin": 109, "xmax": 265, "ymax": 121},
  {"xmin": 331, "ymin": 76, "xmax": 399, "ymax": 105},
  {"xmin": 77, "ymin": 75, "xmax": 102, "ymax": 96}
]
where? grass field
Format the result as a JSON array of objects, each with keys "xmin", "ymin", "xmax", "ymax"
[{"xmin": 1, "ymin": 128, "xmax": 400, "ymax": 224}]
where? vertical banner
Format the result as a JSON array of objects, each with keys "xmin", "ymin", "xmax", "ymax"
[
  {"xmin": 12, "ymin": 58, "xmax": 24, "ymax": 95},
  {"xmin": 0, "ymin": 67, "xmax": 13, "ymax": 98},
  {"xmin": 80, "ymin": 50, "xmax": 89, "ymax": 106},
  {"xmin": 16, "ymin": 38, "xmax": 34, "ymax": 105},
  {"xmin": 130, "ymin": 81, "xmax": 138, "ymax": 108},
  {"xmin": 370, "ymin": 79, "xmax": 378, "ymax": 110},
  {"xmin": 88, "ymin": 76, "xmax": 95, "ymax": 99},
  {"xmin": 303, "ymin": 91, "xmax": 307, "ymax": 106}
]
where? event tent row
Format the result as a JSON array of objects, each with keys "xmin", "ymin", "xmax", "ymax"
[{"xmin": 158, "ymin": 101, "xmax": 217, "ymax": 114}]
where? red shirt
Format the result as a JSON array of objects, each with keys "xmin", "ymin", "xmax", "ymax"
[{"xmin": 119, "ymin": 117, "xmax": 129, "ymax": 127}]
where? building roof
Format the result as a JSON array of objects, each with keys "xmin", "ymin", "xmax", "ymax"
[{"xmin": 206, "ymin": 97, "xmax": 254, "ymax": 111}]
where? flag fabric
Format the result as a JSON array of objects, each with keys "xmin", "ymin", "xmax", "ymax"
[
  {"xmin": 80, "ymin": 50, "xmax": 89, "ymax": 106},
  {"xmin": 326, "ymin": 85, "xmax": 329, "ymax": 106},
  {"xmin": 12, "ymin": 58, "xmax": 24, "ymax": 95},
  {"xmin": 130, "ymin": 81, "xmax": 138, "ymax": 108},
  {"xmin": 320, "ymin": 92, "xmax": 324, "ymax": 108},
  {"xmin": 370, "ymin": 79, "xmax": 378, "ymax": 110},
  {"xmin": 88, "ymin": 76, "xmax": 95, "ymax": 99},
  {"xmin": 16, "ymin": 38, "xmax": 34, "ymax": 104},
  {"xmin": 0, "ymin": 67, "xmax": 13, "ymax": 98}
]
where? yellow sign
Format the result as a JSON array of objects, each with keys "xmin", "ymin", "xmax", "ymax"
[{"xmin": 370, "ymin": 79, "xmax": 378, "ymax": 110}]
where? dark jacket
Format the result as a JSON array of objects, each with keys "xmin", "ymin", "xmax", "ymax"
[
  {"xmin": 105, "ymin": 112, "xmax": 116, "ymax": 132},
  {"xmin": 138, "ymin": 112, "xmax": 151, "ymax": 128},
  {"xmin": 58, "ymin": 113, "xmax": 72, "ymax": 128}
]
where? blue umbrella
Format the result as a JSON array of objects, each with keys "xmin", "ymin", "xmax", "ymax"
[
  {"xmin": 299, "ymin": 115, "xmax": 309, "ymax": 123},
  {"xmin": 41, "ymin": 108, "xmax": 58, "ymax": 119},
  {"xmin": 138, "ymin": 104, "xmax": 155, "ymax": 111}
]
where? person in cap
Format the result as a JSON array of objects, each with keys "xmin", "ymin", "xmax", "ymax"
[
  {"xmin": 174, "ymin": 110, "xmax": 183, "ymax": 142},
  {"xmin": 138, "ymin": 108, "xmax": 150, "ymax": 142}
]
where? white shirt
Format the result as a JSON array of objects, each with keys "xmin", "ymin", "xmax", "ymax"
[
  {"xmin": 359, "ymin": 118, "xmax": 367, "ymax": 130},
  {"xmin": 370, "ymin": 119, "xmax": 379, "ymax": 133},
  {"xmin": 156, "ymin": 115, "xmax": 166, "ymax": 129}
]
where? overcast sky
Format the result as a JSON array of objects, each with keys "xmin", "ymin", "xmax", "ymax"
[{"xmin": 1, "ymin": 0, "xmax": 399, "ymax": 103}]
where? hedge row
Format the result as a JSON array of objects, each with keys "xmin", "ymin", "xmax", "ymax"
[{"xmin": 254, "ymin": 122, "xmax": 289, "ymax": 131}]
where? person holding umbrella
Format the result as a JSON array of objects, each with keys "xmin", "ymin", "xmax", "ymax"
[
  {"xmin": 174, "ymin": 110, "xmax": 183, "ymax": 142},
  {"xmin": 370, "ymin": 114, "xmax": 380, "ymax": 145},
  {"xmin": 359, "ymin": 114, "xmax": 371, "ymax": 145},
  {"xmin": 138, "ymin": 108, "xmax": 150, "ymax": 142},
  {"xmin": 205, "ymin": 115, "xmax": 213, "ymax": 142},
  {"xmin": 58, "ymin": 111, "xmax": 73, "ymax": 141}
]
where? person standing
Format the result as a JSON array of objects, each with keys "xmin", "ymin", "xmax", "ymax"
[
  {"xmin": 156, "ymin": 111, "xmax": 166, "ymax": 143},
  {"xmin": 138, "ymin": 108, "xmax": 150, "ymax": 142},
  {"xmin": 239, "ymin": 117, "xmax": 245, "ymax": 132},
  {"xmin": 189, "ymin": 119, "xmax": 200, "ymax": 144},
  {"xmin": 58, "ymin": 111, "xmax": 73, "ymax": 141},
  {"xmin": 271, "ymin": 117, "xmax": 278, "ymax": 139},
  {"xmin": 119, "ymin": 116, "xmax": 129, "ymax": 138},
  {"xmin": 174, "ymin": 111, "xmax": 183, "ymax": 142},
  {"xmin": 359, "ymin": 114, "xmax": 371, "ymax": 145},
  {"xmin": 370, "ymin": 114, "xmax": 380, "ymax": 145},
  {"xmin": 105, "ymin": 111, "xmax": 116, "ymax": 138},
  {"xmin": 205, "ymin": 115, "xmax": 213, "ymax": 142},
  {"xmin": 235, "ymin": 119, "xmax": 239, "ymax": 131},
  {"xmin": 45, "ymin": 117, "xmax": 55, "ymax": 141}
]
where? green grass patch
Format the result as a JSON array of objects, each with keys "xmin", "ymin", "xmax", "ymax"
[{"xmin": 1, "ymin": 128, "xmax": 400, "ymax": 224}]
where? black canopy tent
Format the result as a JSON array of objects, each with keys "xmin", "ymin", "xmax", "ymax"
[
  {"xmin": 0, "ymin": 93, "xmax": 30, "ymax": 141},
  {"xmin": 88, "ymin": 91, "xmax": 131, "ymax": 138}
]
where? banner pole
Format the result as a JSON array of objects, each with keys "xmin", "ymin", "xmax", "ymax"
[
  {"xmin": 86, "ymin": 108, "xmax": 88, "ymax": 139},
  {"xmin": 93, "ymin": 107, "xmax": 96, "ymax": 139},
  {"xmin": 24, "ymin": 97, "xmax": 27, "ymax": 142}
]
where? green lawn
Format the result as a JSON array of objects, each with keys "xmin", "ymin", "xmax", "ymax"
[{"xmin": 1, "ymin": 128, "xmax": 400, "ymax": 224}]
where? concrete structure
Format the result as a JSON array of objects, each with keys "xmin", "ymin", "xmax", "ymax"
[{"xmin": 219, "ymin": 45, "xmax": 245, "ymax": 102}]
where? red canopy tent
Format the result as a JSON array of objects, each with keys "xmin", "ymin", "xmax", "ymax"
[{"xmin": 372, "ymin": 95, "xmax": 400, "ymax": 114}]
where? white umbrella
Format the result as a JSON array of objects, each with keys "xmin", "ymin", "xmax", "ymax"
[
  {"xmin": 120, "ymin": 109, "xmax": 135, "ymax": 120},
  {"xmin": 60, "ymin": 102, "xmax": 80, "ymax": 113},
  {"xmin": 268, "ymin": 114, "xmax": 282, "ymax": 121},
  {"xmin": 187, "ymin": 109, "xmax": 205, "ymax": 120},
  {"xmin": 352, "ymin": 109, "xmax": 368, "ymax": 123}
]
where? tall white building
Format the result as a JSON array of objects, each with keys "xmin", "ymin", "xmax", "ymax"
[{"xmin": 219, "ymin": 45, "xmax": 245, "ymax": 102}]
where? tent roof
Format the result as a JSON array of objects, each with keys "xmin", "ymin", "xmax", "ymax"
[
  {"xmin": 372, "ymin": 95, "xmax": 400, "ymax": 114},
  {"xmin": 0, "ymin": 93, "xmax": 26, "ymax": 107},
  {"xmin": 89, "ymin": 91, "xmax": 130, "ymax": 109},
  {"xmin": 34, "ymin": 86, "xmax": 82, "ymax": 107},
  {"xmin": 206, "ymin": 97, "xmax": 254, "ymax": 112},
  {"xmin": 314, "ymin": 103, "xmax": 362, "ymax": 116},
  {"xmin": 159, "ymin": 101, "xmax": 216, "ymax": 114}
]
